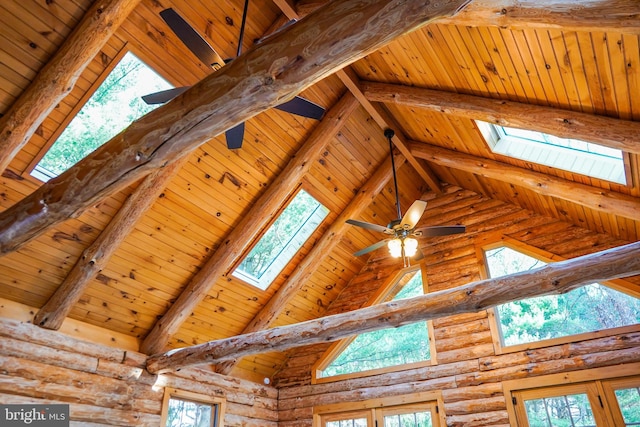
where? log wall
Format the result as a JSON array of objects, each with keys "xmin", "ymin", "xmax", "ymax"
[
  {"xmin": 275, "ymin": 186, "xmax": 640, "ymax": 427},
  {"xmin": 0, "ymin": 317, "xmax": 278, "ymax": 427}
]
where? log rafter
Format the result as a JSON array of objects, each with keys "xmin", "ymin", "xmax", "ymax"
[
  {"xmin": 410, "ymin": 143, "xmax": 640, "ymax": 221},
  {"xmin": 0, "ymin": 0, "xmax": 143, "ymax": 174},
  {"xmin": 140, "ymin": 92, "xmax": 361, "ymax": 355},
  {"xmin": 362, "ymin": 81, "xmax": 640, "ymax": 155},
  {"xmin": 0, "ymin": 0, "xmax": 471, "ymax": 256},
  {"xmin": 32, "ymin": 158, "xmax": 187, "ymax": 330},
  {"xmin": 145, "ymin": 240, "xmax": 640, "ymax": 374}
]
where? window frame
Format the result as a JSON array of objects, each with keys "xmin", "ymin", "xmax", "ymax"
[
  {"xmin": 313, "ymin": 391, "xmax": 445, "ymax": 427},
  {"xmin": 230, "ymin": 185, "xmax": 330, "ymax": 291},
  {"xmin": 26, "ymin": 45, "xmax": 175, "ymax": 182},
  {"xmin": 478, "ymin": 237, "xmax": 640, "ymax": 355},
  {"xmin": 475, "ymin": 120, "xmax": 629, "ymax": 186},
  {"xmin": 312, "ymin": 264, "xmax": 437, "ymax": 384},
  {"xmin": 502, "ymin": 363, "xmax": 640, "ymax": 427},
  {"xmin": 160, "ymin": 388, "xmax": 226, "ymax": 427}
]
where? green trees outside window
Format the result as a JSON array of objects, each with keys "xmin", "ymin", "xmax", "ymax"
[
  {"xmin": 485, "ymin": 245, "xmax": 640, "ymax": 347},
  {"xmin": 33, "ymin": 51, "xmax": 172, "ymax": 181}
]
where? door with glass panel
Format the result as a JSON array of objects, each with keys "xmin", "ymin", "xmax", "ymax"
[
  {"xmin": 512, "ymin": 377, "xmax": 640, "ymax": 427},
  {"xmin": 318, "ymin": 402, "xmax": 440, "ymax": 427}
]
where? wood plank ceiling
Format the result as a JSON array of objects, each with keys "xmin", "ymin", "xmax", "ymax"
[{"xmin": 0, "ymin": 0, "xmax": 638, "ymax": 382}]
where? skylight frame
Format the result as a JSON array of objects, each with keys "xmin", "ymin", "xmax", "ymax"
[
  {"xmin": 231, "ymin": 187, "xmax": 330, "ymax": 291},
  {"xmin": 29, "ymin": 49, "xmax": 173, "ymax": 182},
  {"xmin": 476, "ymin": 121, "xmax": 627, "ymax": 185}
]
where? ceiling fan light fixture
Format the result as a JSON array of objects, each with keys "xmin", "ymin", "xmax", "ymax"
[
  {"xmin": 404, "ymin": 237, "xmax": 418, "ymax": 257},
  {"xmin": 388, "ymin": 238, "xmax": 403, "ymax": 258}
]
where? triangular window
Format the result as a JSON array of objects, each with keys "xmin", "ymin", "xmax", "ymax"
[
  {"xmin": 232, "ymin": 189, "xmax": 329, "ymax": 290},
  {"xmin": 315, "ymin": 268, "xmax": 432, "ymax": 380},
  {"xmin": 484, "ymin": 244, "xmax": 640, "ymax": 347},
  {"xmin": 476, "ymin": 121, "xmax": 626, "ymax": 185},
  {"xmin": 31, "ymin": 51, "xmax": 172, "ymax": 181}
]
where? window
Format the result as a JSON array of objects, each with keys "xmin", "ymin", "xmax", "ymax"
[
  {"xmin": 232, "ymin": 189, "xmax": 329, "ymax": 290},
  {"xmin": 476, "ymin": 121, "xmax": 626, "ymax": 184},
  {"xmin": 483, "ymin": 243, "xmax": 640, "ymax": 349},
  {"xmin": 31, "ymin": 51, "xmax": 172, "ymax": 181},
  {"xmin": 504, "ymin": 367, "xmax": 640, "ymax": 427},
  {"xmin": 315, "ymin": 393, "xmax": 444, "ymax": 427},
  {"xmin": 161, "ymin": 388, "xmax": 225, "ymax": 427},
  {"xmin": 314, "ymin": 267, "xmax": 434, "ymax": 381}
]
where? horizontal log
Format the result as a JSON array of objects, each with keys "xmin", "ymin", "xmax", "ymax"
[
  {"xmin": 146, "ymin": 241, "xmax": 640, "ymax": 374},
  {"xmin": 362, "ymin": 81, "xmax": 640, "ymax": 154}
]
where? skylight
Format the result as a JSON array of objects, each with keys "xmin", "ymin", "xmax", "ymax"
[
  {"xmin": 232, "ymin": 189, "xmax": 329, "ymax": 291},
  {"xmin": 31, "ymin": 51, "xmax": 173, "ymax": 182},
  {"xmin": 476, "ymin": 121, "xmax": 626, "ymax": 184}
]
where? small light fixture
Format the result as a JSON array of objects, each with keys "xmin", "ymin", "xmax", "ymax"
[
  {"xmin": 404, "ymin": 237, "xmax": 418, "ymax": 258},
  {"xmin": 388, "ymin": 238, "xmax": 403, "ymax": 258}
]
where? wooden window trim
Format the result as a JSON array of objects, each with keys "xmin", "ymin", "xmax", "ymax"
[
  {"xmin": 160, "ymin": 388, "xmax": 226, "ymax": 427},
  {"xmin": 313, "ymin": 391, "xmax": 446, "ymax": 427},
  {"xmin": 502, "ymin": 362, "xmax": 640, "ymax": 427},
  {"xmin": 311, "ymin": 264, "xmax": 437, "ymax": 384},
  {"xmin": 478, "ymin": 237, "xmax": 640, "ymax": 356}
]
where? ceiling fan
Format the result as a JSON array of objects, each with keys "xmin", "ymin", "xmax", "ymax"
[
  {"xmin": 143, "ymin": 0, "xmax": 325, "ymax": 149},
  {"xmin": 346, "ymin": 129, "xmax": 466, "ymax": 265}
]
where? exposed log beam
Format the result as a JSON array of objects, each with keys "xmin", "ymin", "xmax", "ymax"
[
  {"xmin": 336, "ymin": 68, "xmax": 443, "ymax": 193},
  {"xmin": 296, "ymin": 0, "xmax": 640, "ymax": 34},
  {"xmin": 410, "ymin": 143, "xmax": 640, "ymax": 221},
  {"xmin": 216, "ymin": 152, "xmax": 408, "ymax": 375},
  {"xmin": 0, "ymin": 0, "xmax": 471, "ymax": 255},
  {"xmin": 362, "ymin": 82, "xmax": 640, "ymax": 155},
  {"xmin": 146, "ymin": 240, "xmax": 640, "ymax": 374},
  {"xmin": 0, "ymin": 0, "xmax": 142, "ymax": 174},
  {"xmin": 140, "ymin": 92, "xmax": 360, "ymax": 355},
  {"xmin": 33, "ymin": 158, "xmax": 186, "ymax": 330}
]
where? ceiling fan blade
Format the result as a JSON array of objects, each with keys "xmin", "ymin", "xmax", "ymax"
[
  {"xmin": 160, "ymin": 8, "xmax": 225, "ymax": 70},
  {"xmin": 416, "ymin": 225, "xmax": 466, "ymax": 237},
  {"xmin": 400, "ymin": 200, "xmax": 427, "ymax": 229},
  {"xmin": 353, "ymin": 239, "xmax": 389, "ymax": 257},
  {"xmin": 225, "ymin": 122, "xmax": 245, "ymax": 149},
  {"xmin": 141, "ymin": 86, "xmax": 190, "ymax": 105},
  {"xmin": 346, "ymin": 219, "xmax": 393, "ymax": 234},
  {"xmin": 275, "ymin": 96, "xmax": 325, "ymax": 120}
]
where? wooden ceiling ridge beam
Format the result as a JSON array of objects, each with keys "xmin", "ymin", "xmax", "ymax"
[
  {"xmin": 0, "ymin": 0, "xmax": 472, "ymax": 256},
  {"xmin": 336, "ymin": 68, "xmax": 443, "ymax": 193},
  {"xmin": 362, "ymin": 81, "xmax": 640, "ymax": 155},
  {"xmin": 139, "ymin": 92, "xmax": 361, "ymax": 355},
  {"xmin": 0, "ymin": 0, "xmax": 143, "ymax": 174},
  {"xmin": 410, "ymin": 142, "xmax": 640, "ymax": 221},
  {"xmin": 216, "ymin": 150, "xmax": 408, "ymax": 375},
  {"xmin": 146, "ymin": 240, "xmax": 640, "ymax": 374},
  {"xmin": 32, "ymin": 158, "xmax": 187, "ymax": 331},
  {"xmin": 295, "ymin": 0, "xmax": 640, "ymax": 34}
]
